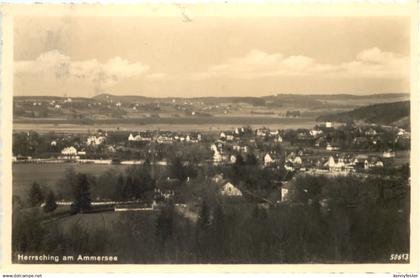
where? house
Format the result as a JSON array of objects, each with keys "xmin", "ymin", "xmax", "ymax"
[
  {"xmin": 220, "ymin": 182, "xmax": 243, "ymax": 197},
  {"xmin": 128, "ymin": 133, "xmax": 137, "ymax": 141},
  {"xmin": 256, "ymin": 128, "xmax": 269, "ymax": 137},
  {"xmin": 284, "ymin": 161, "xmax": 295, "ymax": 172},
  {"xmin": 230, "ymin": 155, "xmax": 237, "ymax": 164},
  {"xmin": 232, "ymin": 144, "xmax": 248, "ymax": 153},
  {"xmin": 86, "ymin": 136, "xmax": 106, "ymax": 146},
  {"xmin": 212, "ymin": 174, "xmax": 224, "ymax": 183},
  {"xmin": 275, "ymin": 135, "xmax": 283, "ymax": 143},
  {"xmin": 211, "ymin": 144, "xmax": 223, "ymax": 165},
  {"xmin": 61, "ymin": 146, "xmax": 78, "ymax": 156},
  {"xmin": 128, "ymin": 133, "xmax": 153, "ymax": 142},
  {"xmin": 310, "ymin": 128, "xmax": 323, "ymax": 137},
  {"xmin": 156, "ymin": 135, "xmax": 173, "ymax": 144},
  {"xmin": 325, "ymin": 122, "xmax": 333, "ymax": 128},
  {"xmin": 326, "ymin": 143, "xmax": 340, "ymax": 151},
  {"xmin": 365, "ymin": 128, "xmax": 377, "ymax": 136},
  {"xmin": 264, "ymin": 153, "xmax": 274, "ymax": 166},
  {"xmin": 373, "ymin": 160, "xmax": 384, "ymax": 167},
  {"xmin": 293, "ymin": 156, "xmax": 302, "ymax": 165},
  {"xmin": 281, "ymin": 182, "xmax": 295, "ymax": 202},
  {"xmin": 226, "ymin": 134, "xmax": 235, "ymax": 141},
  {"xmin": 383, "ymin": 150, "xmax": 396, "ymax": 158}
]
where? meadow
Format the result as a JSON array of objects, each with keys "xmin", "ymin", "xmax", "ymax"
[{"xmin": 12, "ymin": 163, "xmax": 129, "ymax": 200}]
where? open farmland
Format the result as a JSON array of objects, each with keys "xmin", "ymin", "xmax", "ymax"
[{"xmin": 12, "ymin": 163, "xmax": 129, "ymax": 199}]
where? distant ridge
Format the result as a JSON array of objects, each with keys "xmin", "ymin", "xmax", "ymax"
[
  {"xmin": 317, "ymin": 101, "xmax": 410, "ymax": 129},
  {"xmin": 15, "ymin": 92, "xmax": 409, "ymax": 101}
]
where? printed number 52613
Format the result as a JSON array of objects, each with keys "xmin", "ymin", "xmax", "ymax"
[{"xmin": 390, "ymin": 254, "xmax": 409, "ymax": 261}]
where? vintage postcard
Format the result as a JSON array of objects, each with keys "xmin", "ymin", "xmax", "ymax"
[{"xmin": 0, "ymin": 2, "xmax": 418, "ymax": 273}]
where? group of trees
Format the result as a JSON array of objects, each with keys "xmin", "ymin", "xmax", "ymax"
[
  {"xmin": 27, "ymin": 182, "xmax": 57, "ymax": 213},
  {"xmin": 13, "ymin": 131, "xmax": 82, "ymax": 158},
  {"xmin": 221, "ymin": 153, "xmax": 286, "ymax": 193},
  {"xmin": 13, "ymin": 171, "xmax": 410, "ymax": 263}
]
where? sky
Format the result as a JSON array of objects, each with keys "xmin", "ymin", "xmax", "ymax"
[{"xmin": 13, "ymin": 16, "xmax": 410, "ymax": 98}]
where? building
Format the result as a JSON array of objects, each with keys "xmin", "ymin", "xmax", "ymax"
[
  {"xmin": 383, "ymin": 150, "xmax": 396, "ymax": 158},
  {"xmin": 61, "ymin": 146, "xmax": 77, "ymax": 156},
  {"xmin": 280, "ymin": 182, "xmax": 295, "ymax": 202},
  {"xmin": 86, "ymin": 136, "xmax": 106, "ymax": 146},
  {"xmin": 211, "ymin": 144, "xmax": 223, "ymax": 165},
  {"xmin": 264, "ymin": 153, "xmax": 274, "ymax": 166},
  {"xmin": 310, "ymin": 128, "xmax": 323, "ymax": 137},
  {"xmin": 220, "ymin": 182, "xmax": 243, "ymax": 197},
  {"xmin": 326, "ymin": 144, "xmax": 340, "ymax": 151}
]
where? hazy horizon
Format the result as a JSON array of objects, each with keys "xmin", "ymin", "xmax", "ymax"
[
  {"xmin": 13, "ymin": 92, "xmax": 410, "ymax": 99},
  {"xmin": 14, "ymin": 16, "xmax": 410, "ymax": 98}
]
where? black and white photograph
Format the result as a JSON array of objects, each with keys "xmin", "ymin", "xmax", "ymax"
[{"xmin": 3, "ymin": 4, "xmax": 417, "ymax": 269}]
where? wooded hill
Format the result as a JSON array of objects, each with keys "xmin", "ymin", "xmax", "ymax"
[{"xmin": 317, "ymin": 101, "xmax": 410, "ymax": 129}]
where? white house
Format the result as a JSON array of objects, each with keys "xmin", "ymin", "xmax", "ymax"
[
  {"xmin": 326, "ymin": 144, "xmax": 340, "ymax": 151},
  {"xmin": 281, "ymin": 182, "xmax": 295, "ymax": 202},
  {"xmin": 220, "ymin": 182, "xmax": 242, "ymax": 197},
  {"xmin": 211, "ymin": 144, "xmax": 223, "ymax": 165},
  {"xmin": 293, "ymin": 156, "xmax": 302, "ymax": 165},
  {"xmin": 383, "ymin": 150, "xmax": 396, "ymax": 158},
  {"xmin": 310, "ymin": 129, "xmax": 323, "ymax": 137},
  {"xmin": 87, "ymin": 136, "xmax": 106, "ymax": 146},
  {"xmin": 226, "ymin": 134, "xmax": 234, "ymax": 141},
  {"xmin": 264, "ymin": 153, "xmax": 274, "ymax": 166},
  {"xmin": 61, "ymin": 146, "xmax": 78, "ymax": 156}
]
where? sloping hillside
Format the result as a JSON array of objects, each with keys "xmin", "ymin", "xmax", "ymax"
[{"xmin": 317, "ymin": 101, "xmax": 410, "ymax": 128}]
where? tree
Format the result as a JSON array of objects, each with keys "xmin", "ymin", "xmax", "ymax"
[
  {"xmin": 198, "ymin": 200, "xmax": 210, "ymax": 229},
  {"xmin": 56, "ymin": 167, "xmax": 78, "ymax": 200},
  {"xmin": 114, "ymin": 174, "xmax": 125, "ymax": 201},
  {"xmin": 169, "ymin": 156, "xmax": 188, "ymax": 182},
  {"xmin": 12, "ymin": 211, "xmax": 45, "ymax": 253},
  {"xmin": 28, "ymin": 182, "xmax": 44, "ymax": 207},
  {"xmin": 43, "ymin": 190, "xmax": 57, "ymax": 213},
  {"xmin": 155, "ymin": 205, "xmax": 174, "ymax": 248},
  {"xmin": 246, "ymin": 153, "xmax": 258, "ymax": 166},
  {"xmin": 71, "ymin": 174, "xmax": 92, "ymax": 214},
  {"xmin": 211, "ymin": 204, "xmax": 226, "ymax": 261}
]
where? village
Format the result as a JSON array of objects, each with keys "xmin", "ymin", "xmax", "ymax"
[
  {"xmin": 12, "ymin": 119, "xmax": 410, "ymax": 210},
  {"xmin": 12, "ymin": 118, "xmax": 411, "ymax": 264}
]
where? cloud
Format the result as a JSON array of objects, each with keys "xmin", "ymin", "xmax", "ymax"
[
  {"xmin": 144, "ymin": 73, "xmax": 168, "ymax": 80},
  {"xmin": 15, "ymin": 50, "xmax": 151, "ymax": 94},
  {"xmin": 191, "ymin": 47, "xmax": 408, "ymax": 80}
]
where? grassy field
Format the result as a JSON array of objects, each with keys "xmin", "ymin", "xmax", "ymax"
[{"xmin": 12, "ymin": 163, "xmax": 129, "ymax": 199}]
